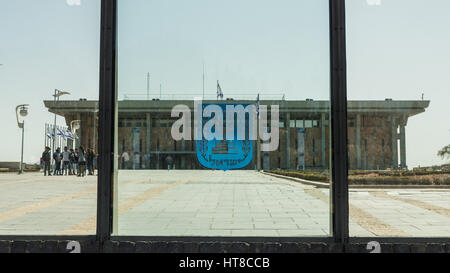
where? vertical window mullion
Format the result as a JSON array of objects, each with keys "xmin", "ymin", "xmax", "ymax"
[
  {"xmin": 329, "ymin": 0, "xmax": 349, "ymax": 244},
  {"xmin": 97, "ymin": 0, "xmax": 117, "ymax": 244}
]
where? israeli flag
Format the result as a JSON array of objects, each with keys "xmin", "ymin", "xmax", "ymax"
[
  {"xmin": 65, "ymin": 129, "xmax": 74, "ymax": 140},
  {"xmin": 47, "ymin": 126, "xmax": 54, "ymax": 139},
  {"xmin": 57, "ymin": 128, "xmax": 66, "ymax": 140},
  {"xmin": 217, "ymin": 81, "xmax": 224, "ymax": 99},
  {"xmin": 256, "ymin": 93, "xmax": 260, "ymax": 115}
]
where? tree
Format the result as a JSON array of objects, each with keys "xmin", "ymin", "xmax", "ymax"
[{"xmin": 438, "ymin": 145, "xmax": 450, "ymax": 159}]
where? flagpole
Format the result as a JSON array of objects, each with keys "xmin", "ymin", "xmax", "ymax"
[
  {"xmin": 148, "ymin": 73, "xmax": 150, "ymax": 100},
  {"xmin": 53, "ymin": 90, "xmax": 57, "ymax": 155},
  {"xmin": 217, "ymin": 80, "xmax": 223, "ymax": 100},
  {"xmin": 256, "ymin": 93, "xmax": 261, "ymax": 171},
  {"xmin": 202, "ymin": 62, "xmax": 205, "ymax": 99}
]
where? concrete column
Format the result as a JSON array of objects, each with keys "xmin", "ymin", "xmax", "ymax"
[
  {"xmin": 286, "ymin": 113, "xmax": 291, "ymax": 169},
  {"xmin": 400, "ymin": 123, "xmax": 407, "ymax": 169},
  {"xmin": 181, "ymin": 140, "xmax": 186, "ymax": 169},
  {"xmin": 76, "ymin": 113, "xmax": 82, "ymax": 148},
  {"xmin": 256, "ymin": 116, "xmax": 261, "ymax": 170},
  {"xmin": 391, "ymin": 116, "xmax": 398, "ymax": 169},
  {"xmin": 356, "ymin": 114, "xmax": 361, "ymax": 169},
  {"xmin": 253, "ymin": 141, "xmax": 257, "ymax": 170},
  {"xmin": 146, "ymin": 113, "xmax": 151, "ymax": 169},
  {"xmin": 263, "ymin": 150, "xmax": 270, "ymax": 170},
  {"xmin": 364, "ymin": 139, "xmax": 368, "ymax": 170},
  {"xmin": 321, "ymin": 113, "xmax": 326, "ymax": 168}
]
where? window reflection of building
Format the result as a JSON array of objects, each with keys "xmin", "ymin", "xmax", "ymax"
[{"xmin": 45, "ymin": 99, "xmax": 429, "ymax": 170}]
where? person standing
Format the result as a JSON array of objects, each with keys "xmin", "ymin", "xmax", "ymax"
[
  {"xmin": 77, "ymin": 146, "xmax": 87, "ymax": 177},
  {"xmin": 62, "ymin": 147, "xmax": 71, "ymax": 176},
  {"xmin": 69, "ymin": 149, "xmax": 75, "ymax": 175},
  {"xmin": 95, "ymin": 152, "xmax": 99, "ymax": 176},
  {"xmin": 53, "ymin": 148, "xmax": 62, "ymax": 176},
  {"xmin": 42, "ymin": 147, "xmax": 52, "ymax": 176},
  {"xmin": 121, "ymin": 151, "xmax": 130, "ymax": 170},
  {"xmin": 73, "ymin": 148, "xmax": 79, "ymax": 176},
  {"xmin": 87, "ymin": 148, "xmax": 94, "ymax": 175},
  {"xmin": 165, "ymin": 155, "xmax": 174, "ymax": 171},
  {"xmin": 93, "ymin": 152, "xmax": 98, "ymax": 174}
]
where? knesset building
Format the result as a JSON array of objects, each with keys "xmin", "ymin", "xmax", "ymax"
[{"xmin": 45, "ymin": 99, "xmax": 429, "ymax": 171}]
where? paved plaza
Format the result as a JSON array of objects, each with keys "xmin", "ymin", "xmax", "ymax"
[{"xmin": 0, "ymin": 170, "xmax": 449, "ymax": 237}]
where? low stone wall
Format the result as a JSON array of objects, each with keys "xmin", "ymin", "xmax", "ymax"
[
  {"xmin": 0, "ymin": 162, "xmax": 40, "ymax": 172},
  {"xmin": 0, "ymin": 162, "xmax": 20, "ymax": 170}
]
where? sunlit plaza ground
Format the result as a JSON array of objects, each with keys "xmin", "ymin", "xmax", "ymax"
[{"xmin": 0, "ymin": 170, "xmax": 449, "ymax": 237}]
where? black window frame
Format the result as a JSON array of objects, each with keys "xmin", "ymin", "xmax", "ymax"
[{"xmin": 0, "ymin": 0, "xmax": 448, "ymax": 248}]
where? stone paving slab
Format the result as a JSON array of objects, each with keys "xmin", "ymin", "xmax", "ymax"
[{"xmin": 0, "ymin": 171, "xmax": 448, "ymax": 237}]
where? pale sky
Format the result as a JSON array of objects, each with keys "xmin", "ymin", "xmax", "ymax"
[
  {"xmin": 0, "ymin": 0, "xmax": 100, "ymax": 164},
  {"xmin": 0, "ymin": 0, "xmax": 448, "ymax": 168},
  {"xmin": 346, "ymin": 0, "xmax": 450, "ymax": 168}
]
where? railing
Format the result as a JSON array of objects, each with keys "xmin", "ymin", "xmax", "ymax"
[{"xmin": 121, "ymin": 92, "xmax": 287, "ymax": 101}]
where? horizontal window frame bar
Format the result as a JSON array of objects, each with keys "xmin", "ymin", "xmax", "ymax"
[
  {"xmin": 0, "ymin": 236, "xmax": 447, "ymax": 244},
  {"xmin": 0, "ymin": 236, "xmax": 448, "ymax": 245},
  {"xmin": 0, "ymin": 235, "xmax": 96, "ymax": 241},
  {"xmin": 109, "ymin": 236, "xmax": 334, "ymax": 243},
  {"xmin": 349, "ymin": 237, "xmax": 450, "ymax": 244}
]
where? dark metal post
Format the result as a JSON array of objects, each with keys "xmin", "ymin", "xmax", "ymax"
[
  {"xmin": 97, "ymin": 0, "xmax": 117, "ymax": 244},
  {"xmin": 19, "ymin": 122, "xmax": 25, "ymax": 174},
  {"xmin": 330, "ymin": 0, "xmax": 349, "ymax": 243},
  {"xmin": 53, "ymin": 90, "xmax": 57, "ymax": 156}
]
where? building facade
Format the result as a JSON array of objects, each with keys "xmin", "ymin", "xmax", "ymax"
[{"xmin": 45, "ymin": 99, "xmax": 429, "ymax": 171}]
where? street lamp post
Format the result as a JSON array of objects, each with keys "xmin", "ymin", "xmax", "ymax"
[
  {"xmin": 70, "ymin": 120, "xmax": 81, "ymax": 149},
  {"xmin": 16, "ymin": 104, "xmax": 29, "ymax": 175},
  {"xmin": 52, "ymin": 89, "xmax": 71, "ymax": 154}
]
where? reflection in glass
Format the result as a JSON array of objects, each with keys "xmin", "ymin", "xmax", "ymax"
[
  {"xmin": 114, "ymin": 0, "xmax": 332, "ymax": 237},
  {"xmin": 0, "ymin": 0, "xmax": 101, "ymax": 235},
  {"xmin": 347, "ymin": 0, "xmax": 450, "ymax": 237}
]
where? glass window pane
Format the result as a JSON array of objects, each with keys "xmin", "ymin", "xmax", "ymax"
[
  {"xmin": 0, "ymin": 0, "xmax": 101, "ymax": 235},
  {"xmin": 114, "ymin": 0, "xmax": 331, "ymax": 237},
  {"xmin": 347, "ymin": 0, "xmax": 450, "ymax": 237}
]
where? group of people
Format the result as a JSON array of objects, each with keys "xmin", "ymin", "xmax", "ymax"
[
  {"xmin": 41, "ymin": 146, "xmax": 97, "ymax": 177},
  {"xmin": 119, "ymin": 151, "xmax": 174, "ymax": 170}
]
